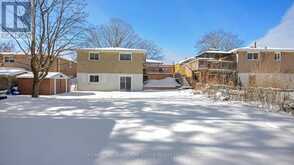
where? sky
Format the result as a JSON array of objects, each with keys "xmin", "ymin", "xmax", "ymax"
[{"xmin": 86, "ymin": 0, "xmax": 294, "ymax": 63}]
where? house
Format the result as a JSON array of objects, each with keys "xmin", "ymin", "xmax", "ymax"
[
  {"xmin": 175, "ymin": 57, "xmax": 195, "ymax": 82},
  {"xmin": 17, "ymin": 72, "xmax": 70, "ymax": 95},
  {"xmin": 144, "ymin": 59, "xmax": 175, "ymax": 80},
  {"xmin": 231, "ymin": 47, "xmax": 294, "ymax": 89},
  {"xmin": 0, "ymin": 52, "xmax": 77, "ymax": 78},
  {"xmin": 76, "ymin": 48, "xmax": 146, "ymax": 91},
  {"xmin": 192, "ymin": 51, "xmax": 237, "ymax": 87}
]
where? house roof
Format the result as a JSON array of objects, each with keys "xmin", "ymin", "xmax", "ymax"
[
  {"xmin": 0, "ymin": 67, "xmax": 28, "ymax": 76},
  {"xmin": 76, "ymin": 47, "xmax": 147, "ymax": 53},
  {"xmin": 230, "ymin": 47, "xmax": 294, "ymax": 53},
  {"xmin": 0, "ymin": 52, "xmax": 76, "ymax": 63},
  {"xmin": 17, "ymin": 72, "xmax": 69, "ymax": 79},
  {"xmin": 177, "ymin": 57, "xmax": 195, "ymax": 64},
  {"xmin": 146, "ymin": 59, "xmax": 163, "ymax": 64}
]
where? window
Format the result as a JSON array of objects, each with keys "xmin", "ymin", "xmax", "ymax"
[
  {"xmin": 89, "ymin": 75, "xmax": 99, "ymax": 83},
  {"xmin": 4, "ymin": 56, "xmax": 15, "ymax": 63},
  {"xmin": 274, "ymin": 52, "xmax": 281, "ymax": 61},
  {"xmin": 120, "ymin": 53, "xmax": 132, "ymax": 61},
  {"xmin": 247, "ymin": 53, "xmax": 258, "ymax": 60},
  {"xmin": 89, "ymin": 52, "xmax": 99, "ymax": 61}
]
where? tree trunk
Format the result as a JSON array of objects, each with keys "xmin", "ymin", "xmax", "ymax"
[{"xmin": 32, "ymin": 77, "xmax": 40, "ymax": 98}]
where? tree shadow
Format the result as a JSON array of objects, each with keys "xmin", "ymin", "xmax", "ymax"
[
  {"xmin": 0, "ymin": 117, "xmax": 115, "ymax": 165},
  {"xmin": 1, "ymin": 94, "xmax": 294, "ymax": 164}
]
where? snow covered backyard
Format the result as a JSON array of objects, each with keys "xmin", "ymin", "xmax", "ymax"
[{"xmin": 0, "ymin": 90, "xmax": 294, "ymax": 165}]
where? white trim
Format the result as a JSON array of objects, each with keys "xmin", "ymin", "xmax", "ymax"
[
  {"xmin": 88, "ymin": 51, "xmax": 100, "ymax": 61},
  {"xmin": 3, "ymin": 55, "xmax": 15, "ymax": 64},
  {"xmin": 274, "ymin": 52, "xmax": 282, "ymax": 62},
  {"xmin": 88, "ymin": 74, "xmax": 100, "ymax": 83},
  {"xmin": 119, "ymin": 52, "xmax": 132, "ymax": 61},
  {"xmin": 54, "ymin": 79, "xmax": 56, "ymax": 95},
  {"xmin": 247, "ymin": 52, "xmax": 259, "ymax": 61},
  {"xmin": 65, "ymin": 79, "xmax": 68, "ymax": 93}
]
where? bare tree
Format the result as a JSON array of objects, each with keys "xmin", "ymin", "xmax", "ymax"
[
  {"xmin": 3, "ymin": 0, "xmax": 86, "ymax": 97},
  {"xmin": 195, "ymin": 30, "xmax": 244, "ymax": 52},
  {"xmin": 0, "ymin": 41, "xmax": 15, "ymax": 52},
  {"xmin": 83, "ymin": 18, "xmax": 163, "ymax": 60}
]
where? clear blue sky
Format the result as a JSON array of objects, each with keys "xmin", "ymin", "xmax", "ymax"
[{"xmin": 87, "ymin": 0, "xmax": 294, "ymax": 62}]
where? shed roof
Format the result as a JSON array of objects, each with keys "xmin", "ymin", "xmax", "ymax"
[
  {"xmin": 0, "ymin": 67, "xmax": 28, "ymax": 76},
  {"xmin": 17, "ymin": 72, "xmax": 69, "ymax": 79}
]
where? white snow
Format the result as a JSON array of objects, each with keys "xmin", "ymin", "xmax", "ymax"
[
  {"xmin": 177, "ymin": 57, "xmax": 195, "ymax": 64},
  {"xmin": 17, "ymin": 72, "xmax": 69, "ymax": 79},
  {"xmin": 230, "ymin": 47, "xmax": 294, "ymax": 53},
  {"xmin": 76, "ymin": 47, "xmax": 146, "ymax": 53},
  {"xmin": 0, "ymin": 90, "xmax": 294, "ymax": 165},
  {"xmin": 0, "ymin": 67, "xmax": 28, "ymax": 76},
  {"xmin": 144, "ymin": 77, "xmax": 181, "ymax": 88},
  {"xmin": 146, "ymin": 59, "xmax": 163, "ymax": 64}
]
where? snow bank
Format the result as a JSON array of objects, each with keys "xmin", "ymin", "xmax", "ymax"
[{"xmin": 144, "ymin": 77, "xmax": 181, "ymax": 88}]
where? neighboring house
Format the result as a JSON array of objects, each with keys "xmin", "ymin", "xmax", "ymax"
[
  {"xmin": 177, "ymin": 47, "xmax": 294, "ymax": 89},
  {"xmin": 175, "ymin": 57, "xmax": 195, "ymax": 81},
  {"xmin": 232, "ymin": 47, "xmax": 294, "ymax": 89},
  {"xmin": 0, "ymin": 52, "xmax": 77, "ymax": 78},
  {"xmin": 144, "ymin": 59, "xmax": 175, "ymax": 80},
  {"xmin": 192, "ymin": 51, "xmax": 237, "ymax": 87},
  {"xmin": 76, "ymin": 48, "xmax": 146, "ymax": 91}
]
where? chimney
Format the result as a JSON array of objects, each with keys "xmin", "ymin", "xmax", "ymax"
[{"xmin": 254, "ymin": 42, "xmax": 257, "ymax": 48}]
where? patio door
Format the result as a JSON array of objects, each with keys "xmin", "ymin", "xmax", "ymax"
[{"xmin": 120, "ymin": 76, "xmax": 131, "ymax": 91}]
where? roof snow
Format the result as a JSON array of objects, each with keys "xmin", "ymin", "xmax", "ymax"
[
  {"xmin": 0, "ymin": 67, "xmax": 28, "ymax": 76},
  {"xmin": 146, "ymin": 59, "xmax": 163, "ymax": 64},
  {"xmin": 17, "ymin": 72, "xmax": 69, "ymax": 79},
  {"xmin": 177, "ymin": 57, "xmax": 195, "ymax": 64},
  {"xmin": 230, "ymin": 47, "xmax": 294, "ymax": 53},
  {"xmin": 76, "ymin": 47, "xmax": 146, "ymax": 53}
]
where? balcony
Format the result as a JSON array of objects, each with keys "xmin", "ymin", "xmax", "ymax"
[{"xmin": 196, "ymin": 59, "xmax": 236, "ymax": 72}]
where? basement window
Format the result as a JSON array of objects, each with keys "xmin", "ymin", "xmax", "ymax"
[
  {"xmin": 89, "ymin": 52, "xmax": 100, "ymax": 61},
  {"xmin": 274, "ymin": 52, "xmax": 281, "ymax": 61},
  {"xmin": 4, "ymin": 56, "xmax": 15, "ymax": 63},
  {"xmin": 89, "ymin": 75, "xmax": 99, "ymax": 83},
  {"xmin": 247, "ymin": 53, "xmax": 258, "ymax": 60}
]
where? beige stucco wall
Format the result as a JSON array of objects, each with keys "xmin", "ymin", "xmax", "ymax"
[
  {"xmin": 239, "ymin": 73, "xmax": 294, "ymax": 89},
  {"xmin": 77, "ymin": 50, "xmax": 145, "ymax": 74},
  {"xmin": 77, "ymin": 73, "xmax": 143, "ymax": 91},
  {"xmin": 237, "ymin": 51, "xmax": 294, "ymax": 73}
]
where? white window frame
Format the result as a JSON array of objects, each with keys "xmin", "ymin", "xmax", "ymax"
[
  {"xmin": 119, "ymin": 75, "xmax": 132, "ymax": 90},
  {"xmin": 4, "ymin": 56, "xmax": 15, "ymax": 64},
  {"xmin": 247, "ymin": 52, "xmax": 259, "ymax": 60},
  {"xmin": 88, "ymin": 74, "xmax": 100, "ymax": 83},
  {"xmin": 119, "ymin": 52, "xmax": 132, "ymax": 61},
  {"xmin": 274, "ymin": 52, "xmax": 282, "ymax": 62},
  {"xmin": 88, "ymin": 52, "xmax": 100, "ymax": 61}
]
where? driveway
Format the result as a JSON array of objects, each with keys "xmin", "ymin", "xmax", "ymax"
[{"xmin": 0, "ymin": 90, "xmax": 294, "ymax": 165}]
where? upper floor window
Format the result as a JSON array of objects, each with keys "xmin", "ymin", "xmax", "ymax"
[
  {"xmin": 247, "ymin": 53, "xmax": 258, "ymax": 60},
  {"xmin": 120, "ymin": 53, "xmax": 132, "ymax": 61},
  {"xmin": 274, "ymin": 52, "xmax": 281, "ymax": 62},
  {"xmin": 89, "ymin": 75, "xmax": 99, "ymax": 83},
  {"xmin": 89, "ymin": 52, "xmax": 99, "ymax": 61},
  {"xmin": 4, "ymin": 56, "xmax": 15, "ymax": 63}
]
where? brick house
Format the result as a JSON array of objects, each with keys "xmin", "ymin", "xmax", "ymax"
[
  {"xmin": 0, "ymin": 52, "xmax": 77, "ymax": 78},
  {"xmin": 232, "ymin": 47, "xmax": 294, "ymax": 89}
]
